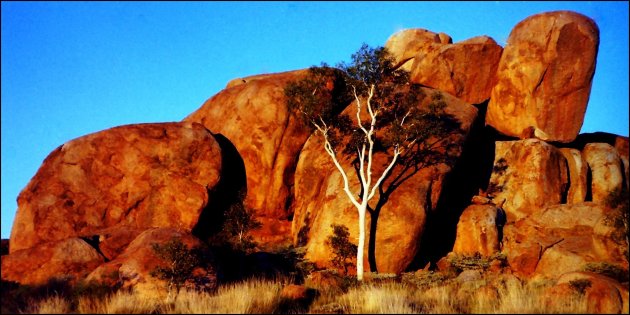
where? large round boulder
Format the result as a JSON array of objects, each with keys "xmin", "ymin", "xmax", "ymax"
[
  {"xmin": 385, "ymin": 29, "xmax": 502, "ymax": 104},
  {"xmin": 486, "ymin": 11, "xmax": 599, "ymax": 142},
  {"xmin": 1, "ymin": 238, "xmax": 105, "ymax": 285},
  {"xmin": 87, "ymin": 228, "xmax": 217, "ymax": 299},
  {"xmin": 9, "ymin": 122, "xmax": 222, "ymax": 253},
  {"xmin": 452, "ymin": 204, "xmax": 501, "ymax": 257},
  {"xmin": 486, "ymin": 139, "xmax": 569, "ymax": 221}
]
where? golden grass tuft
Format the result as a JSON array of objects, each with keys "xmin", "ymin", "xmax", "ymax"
[
  {"xmin": 22, "ymin": 295, "xmax": 71, "ymax": 314},
  {"xmin": 19, "ymin": 273, "xmax": 603, "ymax": 314},
  {"xmin": 164, "ymin": 278, "xmax": 283, "ymax": 314}
]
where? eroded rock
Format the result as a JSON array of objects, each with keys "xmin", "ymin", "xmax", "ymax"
[
  {"xmin": 486, "ymin": 11, "xmax": 599, "ymax": 142},
  {"xmin": 9, "ymin": 122, "xmax": 222, "ymax": 253}
]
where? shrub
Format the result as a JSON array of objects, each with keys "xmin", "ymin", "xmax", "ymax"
[
  {"xmin": 568, "ymin": 279, "xmax": 592, "ymax": 296},
  {"xmin": 150, "ymin": 237, "xmax": 203, "ymax": 293},
  {"xmin": 401, "ymin": 271, "xmax": 452, "ymax": 289},
  {"xmin": 447, "ymin": 252, "xmax": 506, "ymax": 273},
  {"xmin": 327, "ymin": 224, "xmax": 357, "ymax": 275}
]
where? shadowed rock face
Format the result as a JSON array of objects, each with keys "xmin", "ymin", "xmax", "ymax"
[
  {"xmin": 486, "ymin": 10, "xmax": 599, "ymax": 143},
  {"xmin": 87, "ymin": 228, "xmax": 216, "ymax": 298},
  {"xmin": 9, "ymin": 122, "xmax": 222, "ymax": 253},
  {"xmin": 292, "ymin": 87, "xmax": 477, "ymax": 274}
]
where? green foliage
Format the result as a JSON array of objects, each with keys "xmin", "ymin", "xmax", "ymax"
[
  {"xmin": 327, "ymin": 224, "xmax": 358, "ymax": 275},
  {"xmin": 215, "ymin": 190, "xmax": 262, "ymax": 253},
  {"xmin": 582, "ymin": 262, "xmax": 629, "ymax": 282},
  {"xmin": 150, "ymin": 237, "xmax": 203, "ymax": 292},
  {"xmin": 568, "ymin": 279, "xmax": 592, "ymax": 296},
  {"xmin": 285, "ymin": 43, "xmax": 460, "ymax": 164},
  {"xmin": 284, "ymin": 64, "xmax": 351, "ymax": 130}
]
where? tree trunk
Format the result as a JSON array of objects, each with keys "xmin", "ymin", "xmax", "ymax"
[{"xmin": 357, "ymin": 203, "xmax": 367, "ymax": 281}]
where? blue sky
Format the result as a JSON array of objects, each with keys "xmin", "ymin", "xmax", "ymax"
[{"xmin": 1, "ymin": 1, "xmax": 628, "ymax": 239}]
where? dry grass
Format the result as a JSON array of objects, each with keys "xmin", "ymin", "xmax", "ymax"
[
  {"xmin": 20, "ymin": 274, "xmax": 598, "ymax": 314},
  {"xmin": 164, "ymin": 278, "xmax": 283, "ymax": 314},
  {"xmin": 22, "ymin": 294, "xmax": 71, "ymax": 314}
]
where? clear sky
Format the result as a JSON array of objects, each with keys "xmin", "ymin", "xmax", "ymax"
[{"xmin": 1, "ymin": 1, "xmax": 628, "ymax": 239}]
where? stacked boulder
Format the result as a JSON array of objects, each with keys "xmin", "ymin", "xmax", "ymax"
[
  {"xmin": 2, "ymin": 10, "xmax": 627, "ymax": 310},
  {"xmin": 446, "ymin": 11, "xmax": 628, "ymax": 283},
  {"xmin": 3, "ymin": 122, "xmax": 221, "ymax": 293}
]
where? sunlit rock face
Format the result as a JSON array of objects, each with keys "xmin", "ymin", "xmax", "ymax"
[
  {"xmin": 545, "ymin": 272, "xmax": 629, "ymax": 314},
  {"xmin": 185, "ymin": 69, "xmax": 348, "ymax": 249},
  {"xmin": 385, "ymin": 29, "xmax": 502, "ymax": 104},
  {"xmin": 503, "ymin": 202, "xmax": 628, "ymax": 278},
  {"xmin": 582, "ymin": 143, "xmax": 625, "ymax": 203},
  {"xmin": 9, "ymin": 122, "xmax": 222, "ymax": 253},
  {"xmin": 452, "ymin": 204, "xmax": 501, "ymax": 257},
  {"xmin": 486, "ymin": 10, "xmax": 599, "ymax": 143},
  {"xmin": 486, "ymin": 139, "xmax": 569, "ymax": 222},
  {"xmin": 1, "ymin": 238, "xmax": 105, "ymax": 285},
  {"xmin": 292, "ymin": 87, "xmax": 477, "ymax": 274}
]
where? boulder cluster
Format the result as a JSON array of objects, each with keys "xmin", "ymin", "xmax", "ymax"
[{"xmin": 2, "ymin": 10, "xmax": 628, "ymax": 310}]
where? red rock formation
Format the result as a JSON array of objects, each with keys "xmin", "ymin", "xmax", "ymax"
[
  {"xmin": 582, "ymin": 143, "xmax": 625, "ymax": 203},
  {"xmin": 559, "ymin": 148, "xmax": 588, "ymax": 204},
  {"xmin": 9, "ymin": 122, "xmax": 222, "ymax": 253},
  {"xmin": 184, "ymin": 69, "xmax": 347, "ymax": 248},
  {"xmin": 502, "ymin": 202, "xmax": 628, "ymax": 278},
  {"xmin": 292, "ymin": 87, "xmax": 477, "ymax": 273},
  {"xmin": 486, "ymin": 11, "xmax": 599, "ymax": 142},
  {"xmin": 546, "ymin": 272, "xmax": 629, "ymax": 314},
  {"xmin": 87, "ymin": 228, "xmax": 216, "ymax": 297},
  {"xmin": 384, "ymin": 28, "xmax": 452, "ymax": 72},
  {"xmin": 452, "ymin": 204, "xmax": 500, "ymax": 256},
  {"xmin": 385, "ymin": 29, "xmax": 502, "ymax": 104},
  {"xmin": 487, "ymin": 139, "xmax": 569, "ymax": 221},
  {"xmin": 1, "ymin": 238, "xmax": 104, "ymax": 285}
]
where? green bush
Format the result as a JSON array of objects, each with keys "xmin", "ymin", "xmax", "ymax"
[
  {"xmin": 151, "ymin": 237, "xmax": 203, "ymax": 293},
  {"xmin": 327, "ymin": 224, "xmax": 357, "ymax": 276}
]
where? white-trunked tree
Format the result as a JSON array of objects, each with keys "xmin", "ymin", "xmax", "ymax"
[{"xmin": 285, "ymin": 44, "xmax": 458, "ymax": 281}]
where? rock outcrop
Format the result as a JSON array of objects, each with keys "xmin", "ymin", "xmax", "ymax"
[
  {"xmin": 546, "ymin": 272, "xmax": 629, "ymax": 314},
  {"xmin": 502, "ymin": 202, "xmax": 628, "ymax": 277},
  {"xmin": 486, "ymin": 139, "xmax": 569, "ymax": 221},
  {"xmin": 582, "ymin": 143, "xmax": 625, "ymax": 203},
  {"xmin": 385, "ymin": 30, "xmax": 502, "ymax": 104},
  {"xmin": 87, "ymin": 228, "xmax": 216, "ymax": 297},
  {"xmin": 558, "ymin": 148, "xmax": 588, "ymax": 204},
  {"xmin": 384, "ymin": 28, "xmax": 452, "ymax": 72},
  {"xmin": 486, "ymin": 11, "xmax": 599, "ymax": 142},
  {"xmin": 1, "ymin": 238, "xmax": 105, "ymax": 285},
  {"xmin": 9, "ymin": 122, "xmax": 222, "ymax": 253},
  {"xmin": 292, "ymin": 87, "xmax": 477, "ymax": 273},
  {"xmin": 452, "ymin": 204, "xmax": 501, "ymax": 256},
  {"xmin": 184, "ymin": 69, "xmax": 348, "ymax": 248}
]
